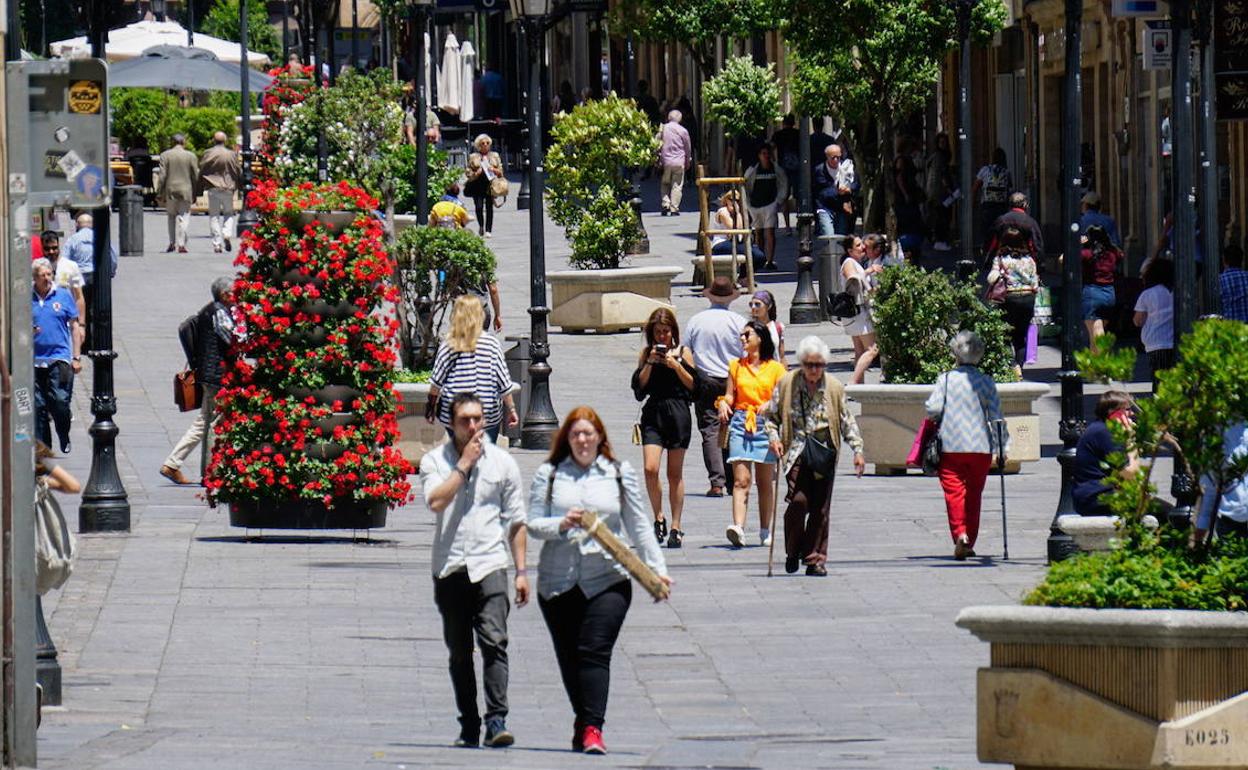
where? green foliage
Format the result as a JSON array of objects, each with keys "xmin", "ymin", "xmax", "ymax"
[
  {"xmin": 1075, "ymin": 332, "xmax": 1138, "ymax": 384},
  {"xmin": 1026, "ymin": 319, "xmax": 1248, "ymax": 610},
  {"xmin": 381, "ymin": 144, "xmax": 459, "ymax": 215},
  {"xmin": 391, "ymin": 226, "xmax": 497, "ymax": 363},
  {"xmin": 870, "ymin": 265, "xmax": 1016, "ymax": 384},
  {"xmin": 702, "ymin": 56, "xmax": 782, "ymax": 139},
  {"xmin": 201, "ymin": 0, "xmax": 282, "ymax": 63},
  {"xmin": 393, "ymin": 368, "xmax": 433, "ymax": 384},
  {"xmin": 113, "ymin": 89, "xmax": 237, "ymax": 151},
  {"xmin": 275, "ymin": 69, "xmax": 406, "ymax": 202},
  {"xmin": 610, "ymin": 0, "xmax": 777, "ymax": 75},
  {"xmin": 545, "ymin": 94, "xmax": 659, "ymax": 269}
]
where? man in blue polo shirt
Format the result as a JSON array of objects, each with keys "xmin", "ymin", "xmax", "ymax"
[{"xmin": 32, "ymin": 258, "xmax": 82, "ymax": 453}]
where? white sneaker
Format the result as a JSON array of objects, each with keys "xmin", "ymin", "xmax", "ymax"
[
  {"xmin": 725, "ymin": 525, "xmax": 744, "ymax": 548},
  {"xmin": 759, "ymin": 528, "xmax": 772, "ymax": 547}
]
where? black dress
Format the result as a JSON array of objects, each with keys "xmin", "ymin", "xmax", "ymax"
[{"xmin": 631, "ymin": 348, "xmax": 694, "ymax": 450}]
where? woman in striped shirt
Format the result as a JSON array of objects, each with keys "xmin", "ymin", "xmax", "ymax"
[{"xmin": 428, "ymin": 295, "xmax": 517, "ymax": 441}]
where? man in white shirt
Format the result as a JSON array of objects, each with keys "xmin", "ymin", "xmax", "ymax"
[
  {"xmin": 420, "ymin": 392, "xmax": 528, "ymax": 749},
  {"xmin": 42, "ymin": 231, "xmax": 86, "ymax": 352},
  {"xmin": 684, "ymin": 276, "xmax": 746, "ymax": 497}
]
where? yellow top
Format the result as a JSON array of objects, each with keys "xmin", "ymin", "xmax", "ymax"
[
  {"xmin": 728, "ymin": 358, "xmax": 786, "ymax": 432},
  {"xmin": 430, "ymin": 200, "xmax": 470, "ymax": 228}
]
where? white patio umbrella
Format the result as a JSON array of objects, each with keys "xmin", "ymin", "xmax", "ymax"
[
  {"xmin": 437, "ymin": 32, "xmax": 462, "ymax": 116},
  {"xmin": 50, "ymin": 20, "xmax": 270, "ymax": 66},
  {"xmin": 458, "ymin": 39, "xmax": 476, "ymax": 123}
]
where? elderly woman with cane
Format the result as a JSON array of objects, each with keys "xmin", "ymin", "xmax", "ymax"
[
  {"xmin": 763, "ymin": 337, "xmax": 865, "ymax": 576},
  {"xmin": 924, "ymin": 331, "xmax": 1005, "ymax": 561}
]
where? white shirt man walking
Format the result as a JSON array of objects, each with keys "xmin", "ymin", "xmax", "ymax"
[
  {"xmin": 658, "ymin": 110, "xmax": 693, "ymax": 216},
  {"xmin": 199, "ymin": 132, "xmax": 241, "ymax": 254},
  {"xmin": 420, "ymin": 392, "xmax": 528, "ymax": 749},
  {"xmin": 684, "ymin": 276, "xmax": 746, "ymax": 497}
]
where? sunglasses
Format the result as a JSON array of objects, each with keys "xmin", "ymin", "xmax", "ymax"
[
  {"xmin": 801, "ymin": 361, "xmax": 825, "ymax": 370},
  {"xmin": 739, "ymin": 331, "xmax": 754, "ymax": 339}
]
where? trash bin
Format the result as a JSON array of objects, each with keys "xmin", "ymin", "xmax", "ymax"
[
  {"xmin": 504, "ymin": 335, "xmax": 531, "ymax": 446},
  {"xmin": 117, "ymin": 185, "xmax": 144, "ymax": 256},
  {"xmin": 817, "ymin": 235, "xmax": 846, "ymax": 321}
]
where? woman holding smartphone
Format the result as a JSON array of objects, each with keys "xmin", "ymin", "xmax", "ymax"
[{"xmin": 631, "ymin": 308, "xmax": 697, "ymax": 548}]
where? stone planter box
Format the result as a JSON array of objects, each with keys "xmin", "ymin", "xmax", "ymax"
[
  {"xmin": 392, "ymin": 214, "xmax": 420, "ymax": 237},
  {"xmin": 394, "ymin": 382, "xmax": 444, "ymax": 469},
  {"xmin": 956, "ymin": 605, "xmax": 1248, "ymax": 769},
  {"xmin": 845, "ymin": 381, "xmax": 1050, "ymax": 475},
  {"xmin": 690, "ymin": 254, "xmax": 747, "ymax": 287},
  {"xmin": 1055, "ymin": 514, "xmax": 1159, "ymax": 553},
  {"xmin": 547, "ymin": 266, "xmax": 682, "ymax": 333}
]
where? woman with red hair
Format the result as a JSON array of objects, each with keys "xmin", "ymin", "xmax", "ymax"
[{"xmin": 527, "ymin": 406, "xmax": 672, "ymax": 755}]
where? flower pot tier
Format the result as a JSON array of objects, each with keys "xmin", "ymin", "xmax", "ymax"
[
  {"xmin": 229, "ymin": 498, "xmax": 387, "ymax": 529},
  {"xmin": 845, "ymin": 381, "xmax": 1050, "ymax": 475},
  {"xmin": 957, "ymin": 606, "xmax": 1248, "ymax": 769},
  {"xmin": 547, "ymin": 266, "xmax": 682, "ymax": 333}
]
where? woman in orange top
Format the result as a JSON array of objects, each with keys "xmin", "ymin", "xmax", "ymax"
[{"xmin": 717, "ymin": 320, "xmax": 787, "ymax": 548}]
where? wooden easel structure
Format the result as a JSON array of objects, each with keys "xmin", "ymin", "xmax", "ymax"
[{"xmin": 695, "ymin": 164, "xmax": 756, "ymax": 293}]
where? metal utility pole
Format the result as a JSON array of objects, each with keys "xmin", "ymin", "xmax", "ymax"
[
  {"xmin": 789, "ymin": 116, "xmax": 820, "ymax": 324},
  {"xmin": 237, "ymin": 0, "xmax": 259, "ymax": 235},
  {"xmin": 1048, "ymin": 0, "xmax": 1085, "ymax": 562},
  {"xmin": 1170, "ymin": 0, "xmax": 1198, "ymax": 336},
  {"xmin": 411, "ymin": 0, "xmax": 432, "ymax": 218},
  {"xmin": 1196, "ymin": 0, "xmax": 1220, "ymax": 315},
  {"xmin": 956, "ymin": 0, "xmax": 978, "ymax": 277}
]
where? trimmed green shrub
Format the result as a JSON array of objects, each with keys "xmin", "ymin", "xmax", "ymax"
[
  {"xmin": 870, "ymin": 265, "xmax": 1016, "ymax": 384},
  {"xmin": 702, "ymin": 55, "xmax": 782, "ymax": 139}
]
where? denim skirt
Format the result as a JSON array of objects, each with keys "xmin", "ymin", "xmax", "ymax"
[
  {"xmin": 726, "ymin": 410, "xmax": 778, "ymax": 464},
  {"xmin": 1081, "ymin": 284, "xmax": 1115, "ymax": 321}
]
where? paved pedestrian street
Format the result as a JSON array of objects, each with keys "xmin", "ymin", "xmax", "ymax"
[{"xmin": 36, "ymin": 196, "xmax": 1161, "ymax": 770}]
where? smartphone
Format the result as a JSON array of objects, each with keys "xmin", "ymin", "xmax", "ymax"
[{"xmin": 653, "ymin": 344, "xmax": 668, "ymax": 355}]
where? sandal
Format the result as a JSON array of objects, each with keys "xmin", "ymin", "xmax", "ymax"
[
  {"xmin": 654, "ymin": 518, "xmax": 668, "ymax": 543},
  {"xmin": 666, "ymin": 529, "xmax": 683, "ymax": 549}
]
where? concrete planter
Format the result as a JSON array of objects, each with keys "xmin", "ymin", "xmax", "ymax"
[
  {"xmin": 845, "ymin": 381, "xmax": 1050, "ymax": 475},
  {"xmin": 394, "ymin": 382, "xmax": 443, "ymax": 470},
  {"xmin": 547, "ymin": 266, "xmax": 682, "ymax": 333},
  {"xmin": 957, "ymin": 605, "xmax": 1248, "ymax": 769},
  {"xmin": 391, "ymin": 214, "xmax": 420, "ymax": 237}
]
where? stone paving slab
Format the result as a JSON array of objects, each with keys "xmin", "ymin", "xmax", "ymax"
[{"xmin": 32, "ymin": 186, "xmax": 1167, "ymax": 769}]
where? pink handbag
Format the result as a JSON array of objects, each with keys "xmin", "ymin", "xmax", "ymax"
[{"xmin": 906, "ymin": 419, "xmax": 939, "ymax": 467}]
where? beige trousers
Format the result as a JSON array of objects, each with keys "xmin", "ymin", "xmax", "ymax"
[
  {"xmin": 660, "ymin": 165, "xmax": 686, "ymax": 213},
  {"xmin": 164, "ymin": 385, "xmax": 219, "ymax": 475}
]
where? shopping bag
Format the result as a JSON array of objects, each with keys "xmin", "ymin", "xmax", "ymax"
[
  {"xmin": 906, "ymin": 419, "xmax": 938, "ymax": 468},
  {"xmin": 1025, "ymin": 323, "xmax": 1039, "ymax": 365}
]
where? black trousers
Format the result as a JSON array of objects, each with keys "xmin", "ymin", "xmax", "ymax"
[
  {"xmin": 538, "ymin": 580, "xmax": 632, "ymax": 730},
  {"xmin": 999, "ymin": 293, "xmax": 1035, "ymax": 366},
  {"xmin": 432, "ymin": 569, "xmax": 511, "ymax": 732},
  {"xmin": 472, "ymin": 195, "xmax": 494, "ymax": 234},
  {"xmin": 695, "ymin": 375, "xmax": 729, "ymax": 488}
]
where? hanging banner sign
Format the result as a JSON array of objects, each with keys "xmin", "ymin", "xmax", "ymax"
[
  {"xmin": 1218, "ymin": 74, "xmax": 1248, "ymax": 120},
  {"xmin": 1214, "ymin": 0, "xmax": 1248, "ymax": 72}
]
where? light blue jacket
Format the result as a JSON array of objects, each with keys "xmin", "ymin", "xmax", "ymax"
[
  {"xmin": 925, "ymin": 365, "xmax": 1006, "ymax": 455},
  {"xmin": 527, "ymin": 455, "xmax": 668, "ymax": 600},
  {"xmin": 1197, "ymin": 423, "xmax": 1248, "ymax": 530}
]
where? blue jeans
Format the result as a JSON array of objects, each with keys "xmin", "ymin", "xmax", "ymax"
[
  {"xmin": 1081, "ymin": 284, "xmax": 1116, "ymax": 321},
  {"xmin": 34, "ymin": 361, "xmax": 74, "ymax": 450},
  {"xmin": 816, "ymin": 207, "xmax": 849, "ymax": 237}
]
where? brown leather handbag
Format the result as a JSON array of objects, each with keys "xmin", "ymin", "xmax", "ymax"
[{"xmin": 175, "ymin": 368, "xmax": 201, "ymax": 411}]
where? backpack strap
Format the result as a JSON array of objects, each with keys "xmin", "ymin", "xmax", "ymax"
[{"xmin": 543, "ymin": 460, "xmax": 626, "ymax": 515}]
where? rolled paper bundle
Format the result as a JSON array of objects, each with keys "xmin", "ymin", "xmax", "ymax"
[{"xmin": 579, "ymin": 510, "xmax": 670, "ymax": 601}]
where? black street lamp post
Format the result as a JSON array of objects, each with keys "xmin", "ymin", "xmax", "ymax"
[
  {"xmin": 789, "ymin": 115, "xmax": 820, "ymax": 324},
  {"xmin": 409, "ymin": 0, "xmax": 432, "ymax": 219},
  {"xmin": 1171, "ymin": 0, "xmax": 1198, "ymax": 337},
  {"xmin": 1047, "ymin": 0, "xmax": 1086, "ymax": 562},
  {"xmin": 79, "ymin": 0, "xmax": 131, "ymax": 533},
  {"xmin": 237, "ymin": 0, "xmax": 260, "ymax": 236},
  {"xmin": 955, "ymin": 0, "xmax": 978, "ymax": 280},
  {"xmin": 510, "ymin": 0, "xmax": 559, "ymax": 449},
  {"xmin": 1196, "ymin": 0, "xmax": 1220, "ymax": 315},
  {"xmin": 282, "ymin": 0, "xmax": 290, "ymax": 62},
  {"xmin": 516, "ymin": 25, "xmax": 531, "ymax": 211}
]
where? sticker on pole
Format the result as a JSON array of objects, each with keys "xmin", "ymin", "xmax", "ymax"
[
  {"xmin": 67, "ymin": 81, "xmax": 103, "ymax": 114},
  {"xmin": 56, "ymin": 149, "xmax": 86, "ymax": 180},
  {"xmin": 14, "ymin": 388, "xmax": 32, "ymax": 416}
]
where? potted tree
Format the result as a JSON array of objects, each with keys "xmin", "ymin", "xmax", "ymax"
[
  {"xmin": 205, "ymin": 181, "xmax": 412, "ymax": 529},
  {"xmin": 846, "ymin": 265, "xmax": 1049, "ymax": 473},
  {"xmin": 388, "ymin": 224, "xmax": 499, "ymax": 466},
  {"xmin": 957, "ymin": 319, "xmax": 1248, "ymax": 770},
  {"xmin": 544, "ymin": 94, "xmax": 680, "ymax": 332}
]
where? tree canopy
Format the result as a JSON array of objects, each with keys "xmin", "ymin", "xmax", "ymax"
[
  {"xmin": 610, "ymin": 0, "xmax": 778, "ymax": 77},
  {"xmin": 202, "ymin": 0, "xmax": 282, "ymax": 64}
]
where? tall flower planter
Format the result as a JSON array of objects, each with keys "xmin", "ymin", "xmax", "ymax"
[
  {"xmin": 957, "ymin": 606, "xmax": 1248, "ymax": 769},
  {"xmin": 547, "ymin": 266, "xmax": 682, "ymax": 333},
  {"xmin": 846, "ymin": 381, "xmax": 1050, "ymax": 475},
  {"xmin": 206, "ymin": 182, "xmax": 412, "ymax": 528}
]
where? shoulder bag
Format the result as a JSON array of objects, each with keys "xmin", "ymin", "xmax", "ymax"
[
  {"xmin": 174, "ymin": 367, "xmax": 201, "ymax": 412},
  {"xmin": 797, "ymin": 380, "xmax": 838, "ymax": 479},
  {"xmin": 35, "ymin": 480, "xmax": 76, "ymax": 595},
  {"xmin": 984, "ymin": 257, "xmax": 1008, "ymax": 305},
  {"xmin": 921, "ymin": 374, "xmax": 948, "ymax": 475}
]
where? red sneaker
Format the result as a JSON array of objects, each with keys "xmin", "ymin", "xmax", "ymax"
[{"xmin": 580, "ymin": 725, "xmax": 606, "ymax": 755}]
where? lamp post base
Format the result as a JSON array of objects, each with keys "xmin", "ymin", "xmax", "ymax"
[
  {"xmin": 80, "ymin": 395, "xmax": 131, "ymax": 533},
  {"xmin": 35, "ymin": 597, "xmax": 61, "ymax": 707},
  {"xmin": 789, "ymin": 214, "xmax": 820, "ymax": 324}
]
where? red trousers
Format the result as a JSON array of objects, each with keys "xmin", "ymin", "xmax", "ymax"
[{"xmin": 938, "ymin": 452, "xmax": 992, "ymax": 546}]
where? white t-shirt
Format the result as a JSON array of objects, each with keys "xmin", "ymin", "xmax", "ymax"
[
  {"xmin": 1133, "ymin": 285, "xmax": 1174, "ymax": 352},
  {"xmin": 54, "ymin": 258, "xmax": 84, "ymax": 291}
]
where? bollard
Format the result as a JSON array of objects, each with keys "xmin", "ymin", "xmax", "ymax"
[
  {"xmin": 117, "ymin": 185, "xmax": 144, "ymax": 256},
  {"xmin": 817, "ymin": 235, "xmax": 845, "ymax": 321},
  {"xmin": 504, "ymin": 335, "xmax": 531, "ymax": 446}
]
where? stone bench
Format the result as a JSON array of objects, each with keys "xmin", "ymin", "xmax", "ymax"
[
  {"xmin": 1055, "ymin": 514, "xmax": 1159, "ymax": 553},
  {"xmin": 689, "ymin": 254, "xmax": 748, "ymax": 287}
]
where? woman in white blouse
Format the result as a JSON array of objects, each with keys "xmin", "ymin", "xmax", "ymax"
[{"xmin": 527, "ymin": 406, "xmax": 671, "ymax": 755}]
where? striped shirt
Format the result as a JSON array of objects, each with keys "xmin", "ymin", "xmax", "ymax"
[
  {"xmin": 430, "ymin": 335, "xmax": 514, "ymax": 428},
  {"xmin": 924, "ymin": 366, "xmax": 1006, "ymax": 455}
]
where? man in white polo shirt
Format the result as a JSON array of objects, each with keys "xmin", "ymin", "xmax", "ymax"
[{"xmin": 685, "ymin": 276, "xmax": 746, "ymax": 497}]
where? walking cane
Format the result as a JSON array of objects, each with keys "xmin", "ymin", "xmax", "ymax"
[
  {"xmin": 767, "ymin": 458, "xmax": 782, "ymax": 577},
  {"xmin": 994, "ymin": 419, "xmax": 1009, "ymax": 560}
]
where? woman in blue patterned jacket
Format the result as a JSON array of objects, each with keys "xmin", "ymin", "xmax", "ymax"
[{"xmin": 924, "ymin": 331, "xmax": 1006, "ymax": 561}]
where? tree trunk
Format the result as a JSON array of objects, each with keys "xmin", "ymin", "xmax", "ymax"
[{"xmin": 878, "ymin": 111, "xmax": 899, "ymax": 243}]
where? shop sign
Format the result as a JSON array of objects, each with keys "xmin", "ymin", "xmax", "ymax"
[
  {"xmin": 1218, "ymin": 73, "xmax": 1248, "ymax": 120},
  {"xmin": 1143, "ymin": 20, "xmax": 1172, "ymax": 70},
  {"xmin": 1112, "ymin": 0, "xmax": 1167, "ymax": 16}
]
